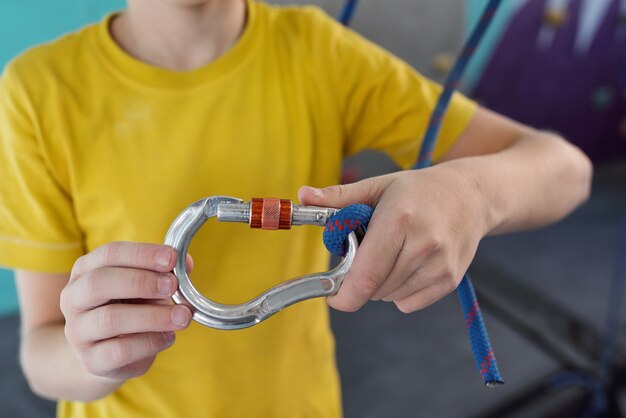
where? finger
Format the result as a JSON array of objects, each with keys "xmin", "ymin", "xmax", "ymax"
[
  {"xmin": 82, "ymin": 332, "xmax": 176, "ymax": 379},
  {"xmin": 72, "ymin": 242, "xmax": 178, "ymax": 278},
  {"xmin": 70, "ymin": 268, "xmax": 178, "ymax": 311},
  {"xmin": 393, "ymin": 282, "xmax": 454, "ymax": 314},
  {"xmin": 186, "ymin": 253, "xmax": 194, "ymax": 272},
  {"xmin": 72, "ymin": 304, "xmax": 191, "ymax": 343},
  {"xmin": 327, "ymin": 209, "xmax": 403, "ymax": 312},
  {"xmin": 372, "ymin": 234, "xmax": 445, "ymax": 300},
  {"xmin": 383, "ymin": 262, "xmax": 456, "ymax": 302},
  {"xmin": 113, "ymin": 356, "xmax": 156, "ymax": 381},
  {"xmin": 370, "ymin": 251, "xmax": 422, "ymax": 301},
  {"xmin": 125, "ymin": 254, "xmax": 192, "ymax": 307},
  {"xmin": 383, "ymin": 271, "xmax": 435, "ymax": 302},
  {"xmin": 374, "ymin": 265, "xmax": 424, "ymax": 302},
  {"xmin": 297, "ymin": 175, "xmax": 393, "ymax": 208}
]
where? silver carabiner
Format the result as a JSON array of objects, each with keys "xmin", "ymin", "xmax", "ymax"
[{"xmin": 164, "ymin": 196, "xmax": 358, "ymax": 330}]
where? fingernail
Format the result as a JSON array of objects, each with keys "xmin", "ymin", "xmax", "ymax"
[
  {"xmin": 307, "ymin": 186, "xmax": 323, "ymax": 197},
  {"xmin": 172, "ymin": 306, "xmax": 189, "ymax": 327},
  {"xmin": 158, "ymin": 275, "xmax": 173, "ymax": 296},
  {"xmin": 162, "ymin": 331, "xmax": 175, "ymax": 346},
  {"xmin": 155, "ymin": 249, "xmax": 172, "ymax": 268}
]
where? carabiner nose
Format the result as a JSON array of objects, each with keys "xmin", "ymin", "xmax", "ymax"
[{"xmin": 164, "ymin": 196, "xmax": 358, "ymax": 330}]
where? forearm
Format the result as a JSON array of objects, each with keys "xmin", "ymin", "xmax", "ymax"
[
  {"xmin": 21, "ymin": 322, "xmax": 121, "ymax": 402},
  {"xmin": 443, "ymin": 131, "xmax": 592, "ymax": 235}
]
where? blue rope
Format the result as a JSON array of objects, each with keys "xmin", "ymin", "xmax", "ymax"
[
  {"xmin": 338, "ymin": 0, "xmax": 360, "ymax": 26},
  {"xmin": 456, "ymin": 273, "xmax": 502, "ymax": 386},
  {"xmin": 329, "ymin": 0, "xmax": 504, "ymax": 386},
  {"xmin": 415, "ymin": 0, "xmax": 502, "ymax": 169},
  {"xmin": 323, "ymin": 204, "xmax": 373, "ymax": 256}
]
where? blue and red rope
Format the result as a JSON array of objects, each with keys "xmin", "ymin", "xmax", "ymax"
[{"xmin": 326, "ymin": 0, "xmax": 504, "ymax": 386}]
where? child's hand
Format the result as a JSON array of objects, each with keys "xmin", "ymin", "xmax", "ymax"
[
  {"xmin": 60, "ymin": 242, "xmax": 192, "ymax": 382},
  {"xmin": 298, "ymin": 164, "xmax": 489, "ymax": 314}
]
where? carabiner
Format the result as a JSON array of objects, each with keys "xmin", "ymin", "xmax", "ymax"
[{"xmin": 164, "ymin": 196, "xmax": 358, "ymax": 330}]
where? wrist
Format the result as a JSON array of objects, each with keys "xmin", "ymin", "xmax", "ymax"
[
  {"xmin": 22, "ymin": 323, "xmax": 123, "ymax": 401},
  {"xmin": 439, "ymin": 158, "xmax": 502, "ymax": 237}
]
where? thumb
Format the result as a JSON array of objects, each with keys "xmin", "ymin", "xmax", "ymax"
[{"xmin": 298, "ymin": 175, "xmax": 392, "ymax": 208}]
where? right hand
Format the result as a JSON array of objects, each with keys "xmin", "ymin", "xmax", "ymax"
[{"xmin": 60, "ymin": 242, "xmax": 192, "ymax": 382}]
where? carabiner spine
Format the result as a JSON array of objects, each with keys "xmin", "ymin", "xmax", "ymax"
[{"xmin": 216, "ymin": 199, "xmax": 339, "ymax": 229}]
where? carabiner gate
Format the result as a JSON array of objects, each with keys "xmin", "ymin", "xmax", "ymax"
[{"xmin": 164, "ymin": 196, "xmax": 358, "ymax": 330}]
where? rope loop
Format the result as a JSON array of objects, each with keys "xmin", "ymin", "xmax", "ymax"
[{"xmin": 323, "ymin": 204, "xmax": 373, "ymax": 257}]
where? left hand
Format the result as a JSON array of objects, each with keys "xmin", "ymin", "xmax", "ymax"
[{"xmin": 298, "ymin": 163, "xmax": 489, "ymax": 314}]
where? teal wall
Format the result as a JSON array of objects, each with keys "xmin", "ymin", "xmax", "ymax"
[
  {"xmin": 463, "ymin": 0, "xmax": 524, "ymax": 92},
  {"xmin": 0, "ymin": 0, "xmax": 125, "ymax": 71},
  {"xmin": 0, "ymin": 1, "xmax": 124, "ymax": 316},
  {"xmin": 0, "ymin": 270, "xmax": 18, "ymax": 316}
]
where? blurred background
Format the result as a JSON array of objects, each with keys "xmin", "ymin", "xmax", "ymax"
[{"xmin": 2, "ymin": 0, "xmax": 626, "ymax": 417}]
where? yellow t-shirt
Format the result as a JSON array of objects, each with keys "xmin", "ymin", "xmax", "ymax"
[{"xmin": 0, "ymin": 1, "xmax": 476, "ymax": 417}]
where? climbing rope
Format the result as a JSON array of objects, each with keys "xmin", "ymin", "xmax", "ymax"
[
  {"xmin": 327, "ymin": 0, "xmax": 504, "ymax": 386},
  {"xmin": 416, "ymin": 0, "xmax": 502, "ymax": 169},
  {"xmin": 338, "ymin": 0, "xmax": 360, "ymax": 26}
]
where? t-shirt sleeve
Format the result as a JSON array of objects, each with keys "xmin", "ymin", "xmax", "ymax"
[
  {"xmin": 316, "ymin": 12, "xmax": 477, "ymax": 168},
  {"xmin": 0, "ymin": 60, "xmax": 84, "ymax": 273}
]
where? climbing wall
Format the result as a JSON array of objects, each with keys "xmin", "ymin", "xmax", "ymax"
[{"xmin": 473, "ymin": 0, "xmax": 626, "ymax": 161}]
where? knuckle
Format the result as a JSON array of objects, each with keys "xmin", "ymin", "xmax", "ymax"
[
  {"xmin": 70, "ymin": 255, "xmax": 87, "ymax": 277},
  {"xmin": 102, "ymin": 242, "xmax": 122, "ymax": 266},
  {"xmin": 60, "ymin": 281, "xmax": 83, "ymax": 318},
  {"xmin": 148, "ymin": 307, "xmax": 170, "ymax": 329},
  {"xmin": 145, "ymin": 334, "xmax": 160, "ymax": 353},
  {"xmin": 437, "ymin": 261, "xmax": 460, "ymax": 290},
  {"xmin": 422, "ymin": 237, "xmax": 443, "ymax": 259},
  {"xmin": 147, "ymin": 333, "xmax": 167, "ymax": 352},
  {"xmin": 81, "ymin": 350, "xmax": 104, "ymax": 376},
  {"xmin": 353, "ymin": 273, "xmax": 381, "ymax": 297},
  {"xmin": 64, "ymin": 321, "xmax": 79, "ymax": 344},
  {"xmin": 396, "ymin": 207, "xmax": 418, "ymax": 228},
  {"xmin": 110, "ymin": 337, "xmax": 133, "ymax": 366},
  {"xmin": 131, "ymin": 271, "xmax": 155, "ymax": 297},
  {"xmin": 98, "ymin": 305, "xmax": 118, "ymax": 335},
  {"xmin": 59, "ymin": 286, "xmax": 72, "ymax": 315},
  {"xmin": 325, "ymin": 184, "xmax": 345, "ymax": 198},
  {"xmin": 441, "ymin": 269, "xmax": 457, "ymax": 289},
  {"xmin": 82, "ymin": 270, "xmax": 104, "ymax": 297},
  {"xmin": 132, "ymin": 245, "xmax": 149, "ymax": 268}
]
